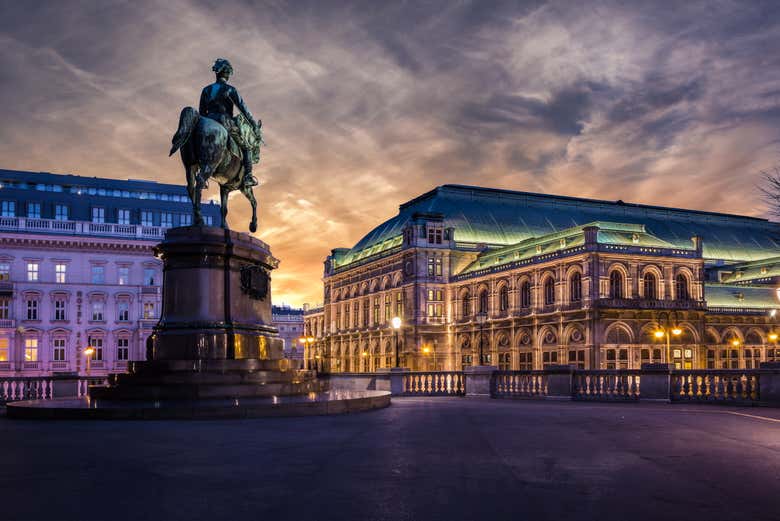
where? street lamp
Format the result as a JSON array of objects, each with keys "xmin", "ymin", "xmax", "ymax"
[
  {"xmin": 654, "ymin": 311, "xmax": 682, "ymax": 368},
  {"xmin": 476, "ymin": 311, "xmax": 488, "ymax": 365},
  {"xmin": 299, "ymin": 336, "xmax": 315, "ymax": 370},
  {"xmin": 422, "ymin": 342, "xmax": 437, "ymax": 371},
  {"xmin": 83, "ymin": 347, "xmax": 95, "ymax": 376},
  {"xmin": 391, "ymin": 316, "xmax": 402, "ymax": 367}
]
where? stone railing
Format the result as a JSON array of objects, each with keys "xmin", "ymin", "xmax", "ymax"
[
  {"xmin": 0, "ymin": 376, "xmax": 109, "ymax": 405},
  {"xmin": 573, "ymin": 370, "xmax": 641, "ymax": 401},
  {"xmin": 671, "ymin": 370, "xmax": 760, "ymax": 403},
  {"xmin": 491, "ymin": 371, "xmax": 548, "ymax": 398},
  {"xmin": 0, "ymin": 216, "xmax": 166, "ymax": 240},
  {"xmin": 402, "ymin": 371, "xmax": 464, "ymax": 396}
]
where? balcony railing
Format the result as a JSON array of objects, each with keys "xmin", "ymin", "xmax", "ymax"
[
  {"xmin": 492, "ymin": 371, "xmax": 547, "ymax": 398},
  {"xmin": 671, "ymin": 370, "xmax": 759, "ymax": 402},
  {"xmin": 573, "ymin": 370, "xmax": 641, "ymax": 401},
  {"xmin": 595, "ymin": 298, "xmax": 706, "ymax": 310},
  {"xmin": 0, "ymin": 216, "xmax": 166, "ymax": 240},
  {"xmin": 0, "ymin": 319, "xmax": 15, "ymax": 328},
  {"xmin": 401, "ymin": 371, "xmax": 465, "ymax": 396}
]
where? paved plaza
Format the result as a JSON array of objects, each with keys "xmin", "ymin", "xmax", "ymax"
[{"xmin": 2, "ymin": 398, "xmax": 780, "ymax": 521}]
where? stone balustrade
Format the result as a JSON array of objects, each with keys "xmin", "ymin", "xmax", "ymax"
[
  {"xmin": 573, "ymin": 370, "xmax": 642, "ymax": 401},
  {"xmin": 0, "ymin": 375, "xmax": 109, "ymax": 404}
]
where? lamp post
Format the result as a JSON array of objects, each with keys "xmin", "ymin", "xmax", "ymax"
[
  {"xmin": 476, "ymin": 311, "xmax": 488, "ymax": 365},
  {"xmin": 422, "ymin": 342, "xmax": 438, "ymax": 371},
  {"xmin": 391, "ymin": 316, "xmax": 402, "ymax": 367},
  {"xmin": 654, "ymin": 311, "xmax": 681, "ymax": 368},
  {"xmin": 83, "ymin": 347, "xmax": 95, "ymax": 376}
]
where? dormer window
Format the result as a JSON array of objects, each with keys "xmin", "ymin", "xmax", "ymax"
[{"xmin": 427, "ymin": 226, "xmax": 443, "ymax": 244}]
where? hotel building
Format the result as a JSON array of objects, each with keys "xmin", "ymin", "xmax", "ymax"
[{"xmin": 0, "ymin": 169, "xmax": 219, "ymax": 376}]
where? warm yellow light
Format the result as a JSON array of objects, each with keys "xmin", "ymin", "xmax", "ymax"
[
  {"xmin": 84, "ymin": 347, "xmax": 95, "ymax": 356},
  {"xmin": 361, "ymin": 351, "xmax": 368, "ymax": 357},
  {"xmin": 770, "ymin": 333, "xmax": 779, "ymax": 342},
  {"xmin": 315, "ymin": 355, "xmax": 321, "ymax": 359},
  {"xmin": 732, "ymin": 339, "xmax": 740, "ymax": 346},
  {"xmin": 307, "ymin": 337, "xmax": 314, "ymax": 343},
  {"xmin": 298, "ymin": 337, "xmax": 307, "ymax": 344},
  {"xmin": 422, "ymin": 346, "xmax": 430, "ymax": 354},
  {"xmin": 654, "ymin": 330, "xmax": 665, "ymax": 339},
  {"xmin": 391, "ymin": 317, "xmax": 402, "ymax": 329},
  {"xmin": 671, "ymin": 328, "xmax": 682, "ymax": 336}
]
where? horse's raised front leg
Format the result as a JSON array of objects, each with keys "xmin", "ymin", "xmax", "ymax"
[
  {"xmin": 241, "ymin": 185, "xmax": 258, "ymax": 233},
  {"xmin": 220, "ymin": 185, "xmax": 230, "ymax": 230}
]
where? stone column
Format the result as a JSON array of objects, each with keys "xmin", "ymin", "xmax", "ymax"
[
  {"xmin": 640, "ymin": 363, "xmax": 672, "ymax": 402},
  {"xmin": 545, "ymin": 364, "xmax": 574, "ymax": 400},
  {"xmin": 464, "ymin": 365, "xmax": 497, "ymax": 397}
]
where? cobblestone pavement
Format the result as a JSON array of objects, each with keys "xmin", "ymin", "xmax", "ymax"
[{"xmin": 1, "ymin": 398, "xmax": 780, "ymax": 521}]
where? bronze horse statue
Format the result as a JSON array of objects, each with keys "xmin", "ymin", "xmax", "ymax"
[{"xmin": 169, "ymin": 107, "xmax": 262, "ymax": 232}]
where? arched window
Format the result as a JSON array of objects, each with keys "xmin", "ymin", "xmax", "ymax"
[
  {"xmin": 461, "ymin": 292, "xmax": 471, "ymax": 318},
  {"xmin": 609, "ymin": 271, "xmax": 623, "ymax": 299},
  {"xmin": 520, "ymin": 281, "xmax": 531, "ymax": 309},
  {"xmin": 675, "ymin": 274, "xmax": 690, "ymax": 300},
  {"xmin": 478, "ymin": 289, "xmax": 488, "ymax": 314},
  {"xmin": 569, "ymin": 272, "xmax": 582, "ymax": 302},
  {"xmin": 643, "ymin": 272, "xmax": 657, "ymax": 300},
  {"xmin": 544, "ymin": 277, "xmax": 555, "ymax": 305},
  {"xmin": 498, "ymin": 285, "xmax": 509, "ymax": 312}
]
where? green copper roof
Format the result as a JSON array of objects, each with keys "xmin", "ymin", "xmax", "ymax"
[
  {"xmin": 460, "ymin": 221, "xmax": 681, "ymax": 274},
  {"xmin": 334, "ymin": 185, "xmax": 780, "ymax": 269},
  {"xmin": 705, "ymin": 283, "xmax": 780, "ymax": 310},
  {"xmin": 718, "ymin": 256, "xmax": 780, "ymax": 283}
]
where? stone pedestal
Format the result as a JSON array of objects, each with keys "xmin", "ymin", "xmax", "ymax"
[
  {"xmin": 149, "ymin": 226, "xmax": 282, "ymax": 360},
  {"xmin": 759, "ymin": 362, "xmax": 780, "ymax": 405},
  {"xmin": 464, "ymin": 365, "xmax": 497, "ymax": 397},
  {"xmin": 640, "ymin": 363, "xmax": 672, "ymax": 402},
  {"xmin": 545, "ymin": 364, "xmax": 574, "ymax": 400}
]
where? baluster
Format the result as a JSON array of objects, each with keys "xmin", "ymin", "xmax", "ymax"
[
  {"xmin": 736, "ymin": 375, "xmax": 744, "ymax": 400},
  {"xmin": 2, "ymin": 380, "xmax": 7, "ymax": 401}
]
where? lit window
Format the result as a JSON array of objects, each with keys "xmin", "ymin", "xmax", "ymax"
[
  {"xmin": 204, "ymin": 215, "xmax": 213, "ymax": 226},
  {"xmin": 89, "ymin": 337, "xmax": 103, "ymax": 361},
  {"xmin": 24, "ymin": 338, "xmax": 38, "ymax": 361},
  {"xmin": 0, "ymin": 263, "xmax": 9, "ymax": 281},
  {"xmin": 27, "ymin": 262, "xmax": 39, "ymax": 282},
  {"xmin": 91, "ymin": 207, "xmax": 105, "ymax": 223},
  {"xmin": 118, "ymin": 266, "xmax": 129, "ymax": 285},
  {"xmin": 118, "ymin": 209, "xmax": 131, "ymax": 225},
  {"xmin": 91, "ymin": 301, "xmax": 104, "ymax": 321},
  {"xmin": 27, "ymin": 202, "xmax": 41, "ymax": 218},
  {"xmin": 161, "ymin": 212, "xmax": 173, "ymax": 228},
  {"xmin": 144, "ymin": 268, "xmax": 155, "ymax": 286},
  {"xmin": 55, "ymin": 204, "xmax": 68, "ymax": 221},
  {"xmin": 0, "ymin": 337, "xmax": 8, "ymax": 361},
  {"xmin": 143, "ymin": 302, "xmax": 155, "ymax": 319},
  {"xmin": 0, "ymin": 298, "xmax": 9, "ymax": 319},
  {"xmin": 1, "ymin": 200, "xmax": 15, "ymax": 217},
  {"xmin": 141, "ymin": 210, "xmax": 153, "ymax": 227},
  {"xmin": 53, "ymin": 338, "xmax": 66, "ymax": 361},
  {"xmin": 55, "ymin": 263, "xmax": 67, "ymax": 283},
  {"xmin": 91, "ymin": 265, "xmax": 105, "ymax": 284},
  {"xmin": 180, "ymin": 213, "xmax": 192, "ymax": 226},
  {"xmin": 117, "ymin": 338, "xmax": 129, "ymax": 361}
]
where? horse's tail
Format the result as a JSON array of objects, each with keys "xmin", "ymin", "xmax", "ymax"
[{"xmin": 169, "ymin": 107, "xmax": 199, "ymax": 156}]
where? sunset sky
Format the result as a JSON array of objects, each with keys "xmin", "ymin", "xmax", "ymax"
[{"xmin": 1, "ymin": 0, "xmax": 780, "ymax": 307}]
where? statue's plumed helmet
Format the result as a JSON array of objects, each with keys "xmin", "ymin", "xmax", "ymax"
[{"xmin": 212, "ymin": 58, "xmax": 233, "ymax": 76}]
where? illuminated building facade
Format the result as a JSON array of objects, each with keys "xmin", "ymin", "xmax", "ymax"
[
  {"xmin": 0, "ymin": 169, "xmax": 220, "ymax": 376},
  {"xmin": 308, "ymin": 185, "xmax": 780, "ymax": 372},
  {"xmin": 272, "ymin": 305, "xmax": 305, "ymax": 369}
]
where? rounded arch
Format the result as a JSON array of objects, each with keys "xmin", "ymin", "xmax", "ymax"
[
  {"xmin": 640, "ymin": 265, "xmax": 663, "ymax": 299},
  {"xmin": 744, "ymin": 327, "xmax": 765, "ymax": 345},
  {"xmin": 515, "ymin": 328, "xmax": 532, "ymax": 347},
  {"xmin": 459, "ymin": 335, "xmax": 471, "ymax": 350},
  {"xmin": 563, "ymin": 324, "xmax": 586, "ymax": 345},
  {"xmin": 604, "ymin": 322, "xmax": 634, "ymax": 344},
  {"xmin": 457, "ymin": 286, "xmax": 471, "ymax": 299},
  {"xmin": 538, "ymin": 326, "xmax": 558, "ymax": 346},
  {"xmin": 497, "ymin": 282, "xmax": 510, "ymax": 313},
  {"xmin": 359, "ymin": 282, "xmax": 368, "ymax": 295},
  {"xmin": 676, "ymin": 322, "xmax": 699, "ymax": 343},
  {"xmin": 380, "ymin": 276, "xmax": 390, "ymax": 290},
  {"xmin": 391, "ymin": 272, "xmax": 402, "ymax": 287},
  {"xmin": 476, "ymin": 284, "xmax": 489, "ymax": 314},
  {"xmin": 722, "ymin": 326, "xmax": 744, "ymax": 343},
  {"xmin": 704, "ymin": 326, "xmax": 721, "ymax": 344},
  {"xmin": 639, "ymin": 323, "xmax": 661, "ymax": 344},
  {"xmin": 495, "ymin": 331, "xmax": 511, "ymax": 348},
  {"xmin": 540, "ymin": 271, "xmax": 556, "ymax": 306},
  {"xmin": 369, "ymin": 279, "xmax": 378, "ymax": 293},
  {"xmin": 607, "ymin": 264, "xmax": 627, "ymax": 299}
]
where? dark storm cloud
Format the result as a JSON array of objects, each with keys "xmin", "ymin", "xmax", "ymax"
[{"xmin": 1, "ymin": 0, "xmax": 780, "ymax": 305}]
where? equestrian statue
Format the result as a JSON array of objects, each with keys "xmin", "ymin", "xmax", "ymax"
[{"xmin": 169, "ymin": 58, "xmax": 263, "ymax": 232}]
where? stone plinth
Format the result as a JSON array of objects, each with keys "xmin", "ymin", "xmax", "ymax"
[
  {"xmin": 545, "ymin": 364, "xmax": 574, "ymax": 400},
  {"xmin": 149, "ymin": 226, "xmax": 282, "ymax": 360},
  {"xmin": 640, "ymin": 363, "xmax": 673, "ymax": 402},
  {"xmin": 464, "ymin": 365, "xmax": 497, "ymax": 397}
]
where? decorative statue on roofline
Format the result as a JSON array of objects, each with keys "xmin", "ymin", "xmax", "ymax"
[{"xmin": 169, "ymin": 58, "xmax": 264, "ymax": 232}]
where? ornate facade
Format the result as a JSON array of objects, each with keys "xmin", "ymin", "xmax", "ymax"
[{"xmin": 306, "ymin": 185, "xmax": 780, "ymax": 372}]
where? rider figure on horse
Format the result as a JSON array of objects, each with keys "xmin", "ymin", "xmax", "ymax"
[{"xmin": 199, "ymin": 58, "xmax": 260, "ymax": 190}]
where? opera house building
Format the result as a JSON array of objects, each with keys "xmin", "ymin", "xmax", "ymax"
[{"xmin": 304, "ymin": 185, "xmax": 780, "ymax": 373}]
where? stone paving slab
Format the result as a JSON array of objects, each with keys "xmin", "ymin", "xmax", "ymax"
[{"xmin": 1, "ymin": 398, "xmax": 779, "ymax": 521}]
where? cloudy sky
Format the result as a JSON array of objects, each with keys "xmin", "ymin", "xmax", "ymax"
[{"xmin": 2, "ymin": 0, "xmax": 780, "ymax": 306}]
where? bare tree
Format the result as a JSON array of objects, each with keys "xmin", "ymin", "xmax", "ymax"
[{"xmin": 758, "ymin": 167, "xmax": 780, "ymax": 218}]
